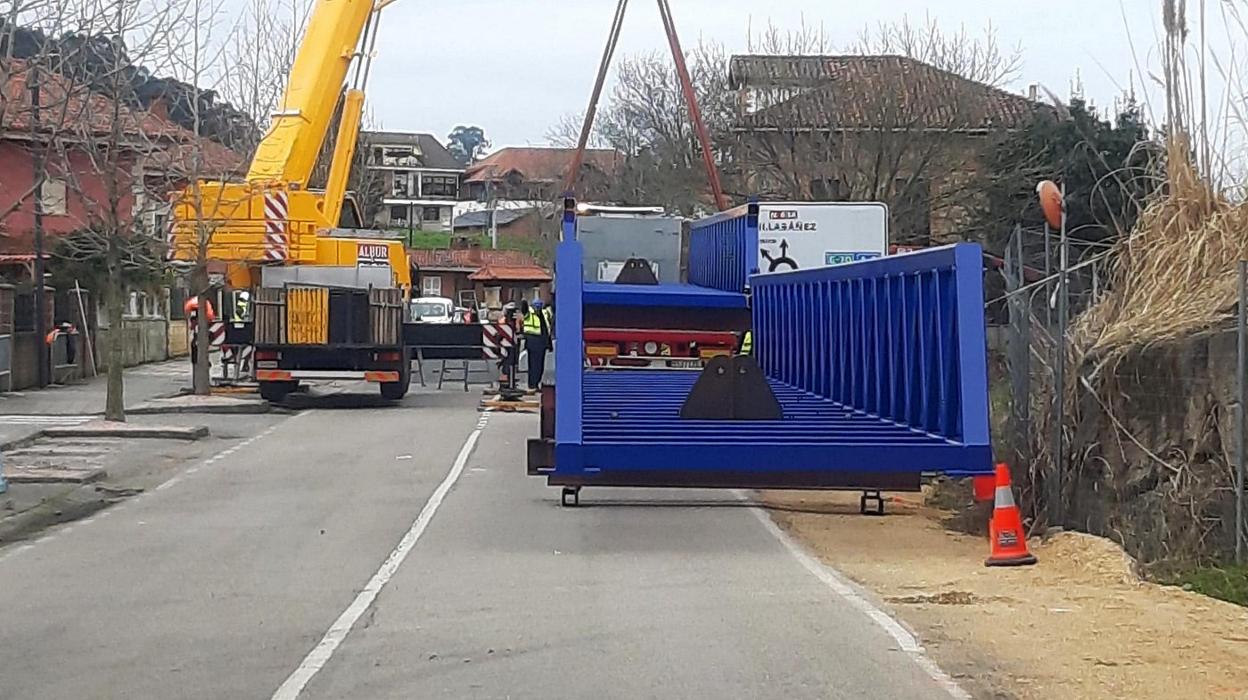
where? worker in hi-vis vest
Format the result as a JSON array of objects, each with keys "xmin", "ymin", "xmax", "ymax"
[
  {"xmin": 739, "ymin": 330, "xmax": 753, "ymax": 355},
  {"xmin": 522, "ymin": 300, "xmax": 553, "ymax": 390}
]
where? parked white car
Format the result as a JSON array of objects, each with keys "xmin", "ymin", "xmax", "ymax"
[{"xmin": 410, "ymin": 296, "xmax": 454, "ymax": 324}]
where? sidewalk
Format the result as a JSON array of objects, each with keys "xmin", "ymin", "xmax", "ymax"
[{"xmin": 0, "ymin": 359, "xmax": 191, "ymax": 448}]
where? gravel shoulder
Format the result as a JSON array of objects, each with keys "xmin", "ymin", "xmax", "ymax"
[{"xmin": 761, "ymin": 490, "xmax": 1248, "ymax": 700}]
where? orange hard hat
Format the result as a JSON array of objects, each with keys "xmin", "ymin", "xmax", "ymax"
[{"xmin": 1036, "ymin": 180, "xmax": 1064, "ymax": 229}]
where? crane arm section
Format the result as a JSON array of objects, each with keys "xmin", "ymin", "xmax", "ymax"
[{"xmin": 245, "ymin": 0, "xmax": 376, "ymax": 185}]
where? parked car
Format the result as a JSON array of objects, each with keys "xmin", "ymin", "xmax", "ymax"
[{"xmin": 410, "ymin": 296, "xmax": 454, "ymax": 324}]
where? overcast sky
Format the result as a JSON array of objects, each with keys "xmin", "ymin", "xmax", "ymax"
[
  {"xmin": 356, "ymin": 0, "xmax": 1196, "ymax": 148},
  {"xmin": 222, "ymin": 0, "xmax": 1238, "ymax": 150}
]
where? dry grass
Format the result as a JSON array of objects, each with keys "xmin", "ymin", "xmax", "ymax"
[{"xmin": 1071, "ymin": 140, "xmax": 1241, "ymax": 366}]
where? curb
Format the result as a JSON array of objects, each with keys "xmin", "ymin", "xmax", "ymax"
[
  {"xmin": 127, "ymin": 402, "xmax": 269, "ymax": 416},
  {"xmin": 39, "ymin": 425, "xmax": 210, "ymax": 441},
  {"xmin": 0, "ymin": 432, "xmax": 48, "ymax": 453}
]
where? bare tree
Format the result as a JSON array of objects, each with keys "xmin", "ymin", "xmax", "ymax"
[
  {"xmin": 166, "ymin": 0, "xmax": 247, "ymax": 396},
  {"xmin": 14, "ymin": 0, "xmax": 197, "ymax": 419},
  {"xmin": 731, "ymin": 17, "xmax": 1026, "ymax": 245},
  {"xmin": 549, "ymin": 40, "xmax": 734, "ymax": 215},
  {"xmin": 218, "ymin": 0, "xmax": 308, "ymax": 157}
]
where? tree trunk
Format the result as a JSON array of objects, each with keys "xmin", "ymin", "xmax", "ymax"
[
  {"xmin": 192, "ymin": 266, "xmax": 212, "ymax": 395},
  {"xmin": 103, "ymin": 280, "xmax": 126, "ymax": 422}
]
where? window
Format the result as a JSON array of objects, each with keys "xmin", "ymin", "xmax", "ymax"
[
  {"xmin": 391, "ymin": 172, "xmax": 410, "ymax": 198},
  {"xmin": 420, "ymin": 174, "xmax": 458, "ymax": 198},
  {"xmin": 389, "ymin": 205, "xmax": 409, "ymax": 225},
  {"xmin": 380, "ymin": 146, "xmax": 416, "ymax": 167},
  {"xmin": 422, "ymin": 206, "xmax": 441, "ymax": 222},
  {"xmin": 41, "ymin": 178, "xmax": 67, "ymax": 216},
  {"xmin": 421, "ymin": 276, "xmax": 442, "ymax": 296},
  {"xmin": 483, "ymin": 286, "xmax": 502, "ymax": 309},
  {"xmin": 152, "ymin": 210, "xmax": 169, "ymax": 239}
]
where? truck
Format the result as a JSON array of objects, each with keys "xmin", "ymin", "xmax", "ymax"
[
  {"xmin": 573, "ymin": 203, "xmax": 747, "ymax": 369},
  {"xmin": 168, "ymin": 0, "xmax": 417, "ymax": 402},
  {"xmin": 529, "ymin": 202, "xmax": 993, "ymax": 511}
]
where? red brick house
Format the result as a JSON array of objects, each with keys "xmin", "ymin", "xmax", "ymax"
[
  {"xmin": 409, "ymin": 246, "xmax": 551, "ymax": 311},
  {"xmin": 0, "ymin": 59, "xmax": 243, "ymax": 278}
]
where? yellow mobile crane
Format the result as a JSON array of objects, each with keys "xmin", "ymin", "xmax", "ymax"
[{"xmin": 169, "ymin": 0, "xmax": 412, "ymax": 402}]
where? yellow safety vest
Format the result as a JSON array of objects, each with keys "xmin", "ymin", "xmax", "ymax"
[
  {"xmin": 741, "ymin": 331, "xmax": 753, "ymax": 355},
  {"xmin": 524, "ymin": 308, "xmax": 551, "ymax": 336}
]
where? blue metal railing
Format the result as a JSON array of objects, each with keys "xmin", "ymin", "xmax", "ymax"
[
  {"xmin": 688, "ymin": 202, "xmax": 758, "ymax": 293},
  {"xmin": 751, "ymin": 243, "xmax": 990, "ymax": 447}
]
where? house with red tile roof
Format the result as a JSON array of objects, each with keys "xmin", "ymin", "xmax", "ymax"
[
  {"xmin": 409, "ymin": 244, "xmax": 550, "ymax": 311},
  {"xmin": 462, "ymin": 147, "xmax": 620, "ymax": 203},
  {"xmin": 727, "ymin": 54, "xmax": 1048, "ymax": 245},
  {"xmin": 0, "ymin": 59, "xmax": 246, "ymax": 273}
]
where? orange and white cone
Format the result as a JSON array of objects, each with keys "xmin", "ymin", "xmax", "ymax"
[{"xmin": 984, "ymin": 463, "xmax": 1037, "ymax": 567}]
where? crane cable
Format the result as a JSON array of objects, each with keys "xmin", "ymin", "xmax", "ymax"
[
  {"xmin": 564, "ymin": 0, "xmax": 728, "ymax": 213},
  {"xmin": 655, "ymin": 0, "xmax": 727, "ymax": 211},
  {"xmin": 561, "ymin": 0, "xmax": 629, "ymax": 199}
]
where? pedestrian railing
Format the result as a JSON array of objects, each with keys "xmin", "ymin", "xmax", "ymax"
[{"xmin": 750, "ymin": 243, "xmax": 990, "ymax": 450}]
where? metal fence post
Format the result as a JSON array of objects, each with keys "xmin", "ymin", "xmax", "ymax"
[
  {"xmin": 1005, "ymin": 226, "xmax": 1031, "ymax": 472},
  {"xmin": 1051, "ymin": 184, "xmax": 1069, "ymax": 528},
  {"xmin": 1237, "ymin": 260, "xmax": 1246, "ymax": 564}
]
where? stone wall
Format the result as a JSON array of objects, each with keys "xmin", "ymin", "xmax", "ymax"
[
  {"xmin": 97, "ymin": 318, "xmax": 169, "ymax": 370},
  {"xmin": 1061, "ymin": 331, "xmax": 1239, "ymax": 568}
]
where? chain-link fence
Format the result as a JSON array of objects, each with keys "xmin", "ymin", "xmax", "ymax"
[{"xmin": 993, "ymin": 225, "xmax": 1246, "ymax": 570}]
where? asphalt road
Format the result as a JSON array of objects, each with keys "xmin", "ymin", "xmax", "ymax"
[{"xmin": 0, "ymin": 385, "xmax": 964, "ymax": 700}]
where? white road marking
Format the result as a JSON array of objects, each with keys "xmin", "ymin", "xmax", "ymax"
[
  {"xmin": 0, "ymin": 414, "xmax": 95, "ymax": 426},
  {"xmin": 270, "ymin": 415, "xmax": 489, "ymax": 700},
  {"xmin": 742, "ymin": 496, "xmax": 971, "ymax": 700}
]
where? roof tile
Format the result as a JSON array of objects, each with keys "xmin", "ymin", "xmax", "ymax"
[
  {"xmin": 729, "ymin": 55, "xmax": 1043, "ymax": 131},
  {"xmin": 468, "ymin": 264, "xmax": 552, "ymax": 282},
  {"xmin": 463, "ymin": 147, "xmax": 620, "ymax": 184}
]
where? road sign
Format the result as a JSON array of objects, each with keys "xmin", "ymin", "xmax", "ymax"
[{"xmin": 757, "ymin": 202, "xmax": 888, "ymax": 272}]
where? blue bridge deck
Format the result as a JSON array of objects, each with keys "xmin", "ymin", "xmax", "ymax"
[
  {"xmin": 542, "ymin": 209, "xmax": 994, "ymax": 493},
  {"xmin": 569, "ymin": 370, "xmax": 988, "ymax": 476}
]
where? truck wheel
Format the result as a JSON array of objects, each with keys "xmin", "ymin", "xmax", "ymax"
[
  {"xmin": 380, "ymin": 381, "xmax": 408, "ymax": 401},
  {"xmin": 260, "ymin": 380, "xmax": 296, "ymax": 403}
]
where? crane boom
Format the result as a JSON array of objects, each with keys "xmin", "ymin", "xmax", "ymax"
[
  {"xmin": 169, "ymin": 0, "xmax": 407, "ymax": 290},
  {"xmin": 246, "ymin": 0, "xmax": 375, "ymax": 186}
]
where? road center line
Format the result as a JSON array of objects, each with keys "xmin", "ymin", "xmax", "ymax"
[
  {"xmin": 270, "ymin": 418, "xmax": 487, "ymax": 700},
  {"xmin": 741, "ymin": 494, "xmax": 971, "ymax": 700}
]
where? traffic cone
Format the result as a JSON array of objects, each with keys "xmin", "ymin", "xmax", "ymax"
[{"xmin": 984, "ymin": 463, "xmax": 1037, "ymax": 567}]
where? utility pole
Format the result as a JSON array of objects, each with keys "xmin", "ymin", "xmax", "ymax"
[
  {"xmin": 29, "ymin": 63, "xmax": 48, "ymax": 388},
  {"xmin": 487, "ymin": 179, "xmax": 498, "ymax": 249}
]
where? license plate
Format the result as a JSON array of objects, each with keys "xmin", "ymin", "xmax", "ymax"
[{"xmin": 666, "ymin": 359, "xmax": 701, "ymax": 369}]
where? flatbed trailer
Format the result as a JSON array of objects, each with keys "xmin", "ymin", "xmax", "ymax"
[{"xmin": 529, "ymin": 206, "xmax": 993, "ymax": 507}]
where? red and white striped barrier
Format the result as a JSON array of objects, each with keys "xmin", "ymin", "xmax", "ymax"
[
  {"xmin": 481, "ymin": 319, "xmax": 515, "ymax": 360},
  {"xmin": 264, "ymin": 190, "xmax": 290, "ymax": 262}
]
